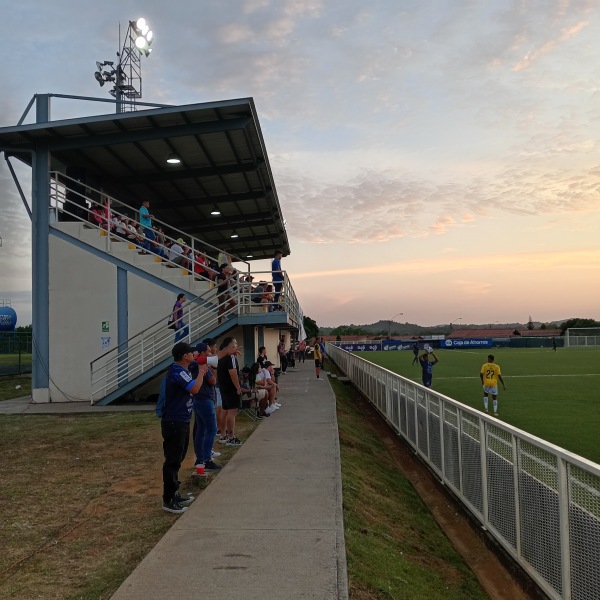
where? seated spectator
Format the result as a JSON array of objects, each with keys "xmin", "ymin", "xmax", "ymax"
[
  {"xmin": 248, "ymin": 362, "xmax": 269, "ymax": 417},
  {"xmin": 261, "ymin": 361, "xmax": 281, "ymax": 414},
  {"xmin": 113, "ymin": 214, "xmax": 127, "ymax": 238},
  {"xmin": 90, "ymin": 205, "xmax": 104, "ymax": 227},
  {"xmin": 135, "ymin": 225, "xmax": 147, "ymax": 252},
  {"xmin": 262, "ymin": 284, "xmax": 275, "ymax": 311},
  {"xmin": 169, "ymin": 238, "xmax": 187, "ymax": 267},
  {"xmin": 125, "ymin": 218, "xmax": 138, "ymax": 243}
]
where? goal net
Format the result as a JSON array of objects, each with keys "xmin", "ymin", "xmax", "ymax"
[{"xmin": 564, "ymin": 327, "xmax": 600, "ymax": 347}]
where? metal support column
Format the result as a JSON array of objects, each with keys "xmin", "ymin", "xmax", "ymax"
[{"xmin": 31, "ymin": 94, "xmax": 51, "ymax": 402}]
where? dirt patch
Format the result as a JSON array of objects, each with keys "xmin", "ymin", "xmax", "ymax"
[{"xmin": 358, "ymin": 396, "xmax": 542, "ymax": 600}]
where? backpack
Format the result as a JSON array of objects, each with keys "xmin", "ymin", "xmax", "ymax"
[{"xmin": 155, "ymin": 375, "xmax": 168, "ymax": 418}]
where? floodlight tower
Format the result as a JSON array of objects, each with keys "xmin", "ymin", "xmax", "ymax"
[{"xmin": 94, "ymin": 18, "xmax": 154, "ymax": 113}]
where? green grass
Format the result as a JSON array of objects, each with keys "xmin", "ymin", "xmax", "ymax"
[
  {"xmin": 333, "ymin": 374, "xmax": 488, "ymax": 599},
  {"xmin": 356, "ymin": 347, "xmax": 600, "ymax": 464},
  {"xmin": 0, "ymin": 375, "xmax": 31, "ymax": 401}
]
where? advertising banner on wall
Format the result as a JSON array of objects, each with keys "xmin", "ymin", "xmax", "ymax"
[{"xmin": 443, "ymin": 338, "xmax": 492, "ymax": 349}]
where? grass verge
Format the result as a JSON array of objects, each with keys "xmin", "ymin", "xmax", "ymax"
[{"xmin": 332, "ymin": 374, "xmax": 488, "ymax": 600}]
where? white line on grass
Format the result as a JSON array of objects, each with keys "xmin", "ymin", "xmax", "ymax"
[{"xmin": 436, "ymin": 373, "xmax": 600, "ymax": 380}]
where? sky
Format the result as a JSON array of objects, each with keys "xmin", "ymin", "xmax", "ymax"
[{"xmin": 1, "ymin": 0, "xmax": 600, "ymax": 328}]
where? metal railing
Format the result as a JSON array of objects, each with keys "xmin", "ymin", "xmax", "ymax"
[{"xmin": 327, "ymin": 344, "xmax": 600, "ymax": 600}]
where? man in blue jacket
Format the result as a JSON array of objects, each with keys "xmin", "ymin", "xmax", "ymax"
[{"xmin": 161, "ymin": 341, "xmax": 208, "ymax": 514}]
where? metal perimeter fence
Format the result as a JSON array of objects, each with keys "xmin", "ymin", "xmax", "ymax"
[
  {"xmin": 327, "ymin": 344, "xmax": 600, "ymax": 600},
  {"xmin": 0, "ymin": 332, "xmax": 33, "ymax": 376}
]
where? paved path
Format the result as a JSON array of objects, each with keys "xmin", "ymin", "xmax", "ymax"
[{"xmin": 108, "ymin": 362, "xmax": 348, "ymax": 600}]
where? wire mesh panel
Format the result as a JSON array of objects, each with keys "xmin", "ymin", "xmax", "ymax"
[
  {"xmin": 417, "ymin": 389, "xmax": 429, "ymax": 456},
  {"xmin": 399, "ymin": 392, "xmax": 407, "ymax": 437},
  {"xmin": 518, "ymin": 441, "xmax": 562, "ymax": 596},
  {"xmin": 390, "ymin": 384, "xmax": 400, "ymax": 430},
  {"xmin": 486, "ymin": 424, "xmax": 517, "ymax": 549},
  {"xmin": 427, "ymin": 395, "xmax": 442, "ymax": 474},
  {"xmin": 406, "ymin": 389, "xmax": 417, "ymax": 446},
  {"xmin": 460, "ymin": 412, "xmax": 484, "ymax": 516},
  {"xmin": 443, "ymin": 403, "xmax": 461, "ymax": 490},
  {"xmin": 569, "ymin": 465, "xmax": 600, "ymax": 600}
]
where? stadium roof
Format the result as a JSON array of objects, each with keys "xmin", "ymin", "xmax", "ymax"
[{"xmin": 0, "ymin": 97, "xmax": 290, "ymax": 260}]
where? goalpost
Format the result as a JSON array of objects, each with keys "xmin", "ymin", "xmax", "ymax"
[{"xmin": 564, "ymin": 327, "xmax": 600, "ymax": 347}]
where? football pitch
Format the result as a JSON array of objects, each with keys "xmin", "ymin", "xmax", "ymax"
[{"xmin": 355, "ymin": 347, "xmax": 600, "ymax": 465}]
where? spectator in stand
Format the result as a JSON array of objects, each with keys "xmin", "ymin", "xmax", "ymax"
[
  {"xmin": 216, "ymin": 265, "xmax": 236, "ymax": 324},
  {"xmin": 193, "ymin": 252, "xmax": 209, "ymax": 280},
  {"xmin": 135, "ymin": 225, "xmax": 148, "ymax": 252},
  {"xmin": 189, "ymin": 343, "xmax": 222, "ymax": 472},
  {"xmin": 139, "ymin": 200, "xmax": 156, "ymax": 246},
  {"xmin": 160, "ymin": 341, "xmax": 204, "ymax": 514},
  {"xmin": 125, "ymin": 218, "xmax": 138, "ymax": 243},
  {"xmin": 155, "ymin": 226, "xmax": 166, "ymax": 248},
  {"xmin": 102, "ymin": 196, "xmax": 112, "ymax": 232},
  {"xmin": 114, "ymin": 214, "xmax": 127, "ymax": 238},
  {"xmin": 216, "ymin": 337, "xmax": 244, "ymax": 447},
  {"xmin": 171, "ymin": 293, "xmax": 189, "ymax": 343},
  {"xmin": 90, "ymin": 204, "xmax": 104, "ymax": 227},
  {"xmin": 169, "ymin": 238, "xmax": 186, "ymax": 267},
  {"xmin": 271, "ymin": 250, "xmax": 285, "ymax": 309},
  {"xmin": 278, "ymin": 336, "xmax": 288, "ymax": 374},
  {"xmin": 262, "ymin": 283, "xmax": 275, "ymax": 311}
]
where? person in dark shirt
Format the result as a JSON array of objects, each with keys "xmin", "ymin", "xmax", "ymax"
[
  {"xmin": 412, "ymin": 342, "xmax": 420, "ymax": 365},
  {"xmin": 217, "ymin": 336, "xmax": 243, "ymax": 446},
  {"xmin": 161, "ymin": 342, "xmax": 207, "ymax": 514},
  {"xmin": 418, "ymin": 350, "xmax": 439, "ymax": 388}
]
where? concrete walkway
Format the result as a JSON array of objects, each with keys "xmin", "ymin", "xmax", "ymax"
[{"xmin": 107, "ymin": 361, "xmax": 348, "ymax": 600}]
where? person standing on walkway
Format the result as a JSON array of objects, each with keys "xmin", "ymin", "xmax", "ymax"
[
  {"xmin": 278, "ymin": 336, "xmax": 288, "ymax": 374},
  {"xmin": 319, "ymin": 337, "xmax": 327, "ymax": 369},
  {"xmin": 161, "ymin": 342, "xmax": 206, "ymax": 514},
  {"xmin": 172, "ymin": 293, "xmax": 189, "ymax": 342},
  {"xmin": 419, "ymin": 349, "xmax": 439, "ymax": 388},
  {"xmin": 217, "ymin": 337, "xmax": 244, "ymax": 446},
  {"xmin": 480, "ymin": 354, "xmax": 506, "ymax": 416},
  {"xmin": 271, "ymin": 250, "xmax": 285, "ymax": 309},
  {"xmin": 189, "ymin": 343, "xmax": 222, "ymax": 473},
  {"xmin": 314, "ymin": 340, "xmax": 323, "ymax": 380},
  {"xmin": 298, "ymin": 339, "xmax": 306, "ymax": 363}
]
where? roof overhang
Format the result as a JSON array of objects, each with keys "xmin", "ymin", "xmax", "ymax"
[{"xmin": 0, "ymin": 97, "xmax": 290, "ymax": 260}]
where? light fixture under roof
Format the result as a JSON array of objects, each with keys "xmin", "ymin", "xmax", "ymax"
[
  {"xmin": 230, "ymin": 231, "xmax": 239, "ymax": 238},
  {"xmin": 166, "ymin": 153, "xmax": 181, "ymax": 164},
  {"xmin": 246, "ymin": 253, "xmax": 253, "ymax": 258},
  {"xmin": 210, "ymin": 205, "xmax": 221, "ymax": 216}
]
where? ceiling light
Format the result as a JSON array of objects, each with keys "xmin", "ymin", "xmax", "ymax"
[
  {"xmin": 246, "ymin": 254, "xmax": 253, "ymax": 258},
  {"xmin": 230, "ymin": 231, "xmax": 239, "ymax": 239},
  {"xmin": 210, "ymin": 205, "xmax": 221, "ymax": 216},
  {"xmin": 166, "ymin": 153, "xmax": 181, "ymax": 164}
]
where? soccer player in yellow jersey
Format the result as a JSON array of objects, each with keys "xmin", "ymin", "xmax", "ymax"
[
  {"xmin": 480, "ymin": 354, "xmax": 506, "ymax": 416},
  {"xmin": 313, "ymin": 341, "xmax": 323, "ymax": 380}
]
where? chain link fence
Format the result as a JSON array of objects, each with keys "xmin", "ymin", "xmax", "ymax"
[{"xmin": 0, "ymin": 332, "xmax": 33, "ymax": 376}]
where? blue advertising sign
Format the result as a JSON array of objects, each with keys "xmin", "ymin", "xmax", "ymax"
[{"xmin": 443, "ymin": 338, "xmax": 492, "ymax": 349}]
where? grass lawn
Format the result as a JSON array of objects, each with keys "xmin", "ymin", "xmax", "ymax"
[
  {"xmin": 0, "ymin": 375, "xmax": 31, "ymax": 401},
  {"xmin": 356, "ymin": 347, "xmax": 600, "ymax": 464},
  {"xmin": 0, "ymin": 390, "xmax": 494, "ymax": 600}
]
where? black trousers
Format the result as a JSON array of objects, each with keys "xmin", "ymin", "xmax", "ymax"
[
  {"xmin": 161, "ymin": 420, "xmax": 190, "ymax": 502},
  {"xmin": 280, "ymin": 354, "xmax": 288, "ymax": 372}
]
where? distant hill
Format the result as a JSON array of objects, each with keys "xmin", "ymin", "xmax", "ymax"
[{"xmin": 319, "ymin": 319, "xmax": 566, "ymax": 336}]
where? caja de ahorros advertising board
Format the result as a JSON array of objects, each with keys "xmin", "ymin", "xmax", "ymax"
[{"xmin": 444, "ymin": 338, "xmax": 492, "ymax": 349}]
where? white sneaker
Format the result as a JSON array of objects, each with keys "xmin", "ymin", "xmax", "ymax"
[
  {"xmin": 211, "ymin": 450, "xmax": 221, "ymax": 458},
  {"xmin": 265, "ymin": 405, "xmax": 276, "ymax": 414},
  {"xmin": 274, "ymin": 402, "xmax": 281, "ymax": 408}
]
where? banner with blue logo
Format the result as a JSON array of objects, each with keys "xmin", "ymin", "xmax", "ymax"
[{"xmin": 443, "ymin": 338, "xmax": 492, "ymax": 349}]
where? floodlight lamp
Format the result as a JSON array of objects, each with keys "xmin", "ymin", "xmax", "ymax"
[
  {"xmin": 136, "ymin": 17, "xmax": 146, "ymax": 31},
  {"xmin": 135, "ymin": 36, "xmax": 147, "ymax": 50},
  {"xmin": 146, "ymin": 30, "xmax": 153, "ymax": 43},
  {"xmin": 94, "ymin": 71, "xmax": 104, "ymax": 86},
  {"xmin": 210, "ymin": 205, "xmax": 221, "ymax": 216},
  {"xmin": 96, "ymin": 61, "xmax": 104, "ymax": 71},
  {"xmin": 166, "ymin": 153, "xmax": 181, "ymax": 164}
]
